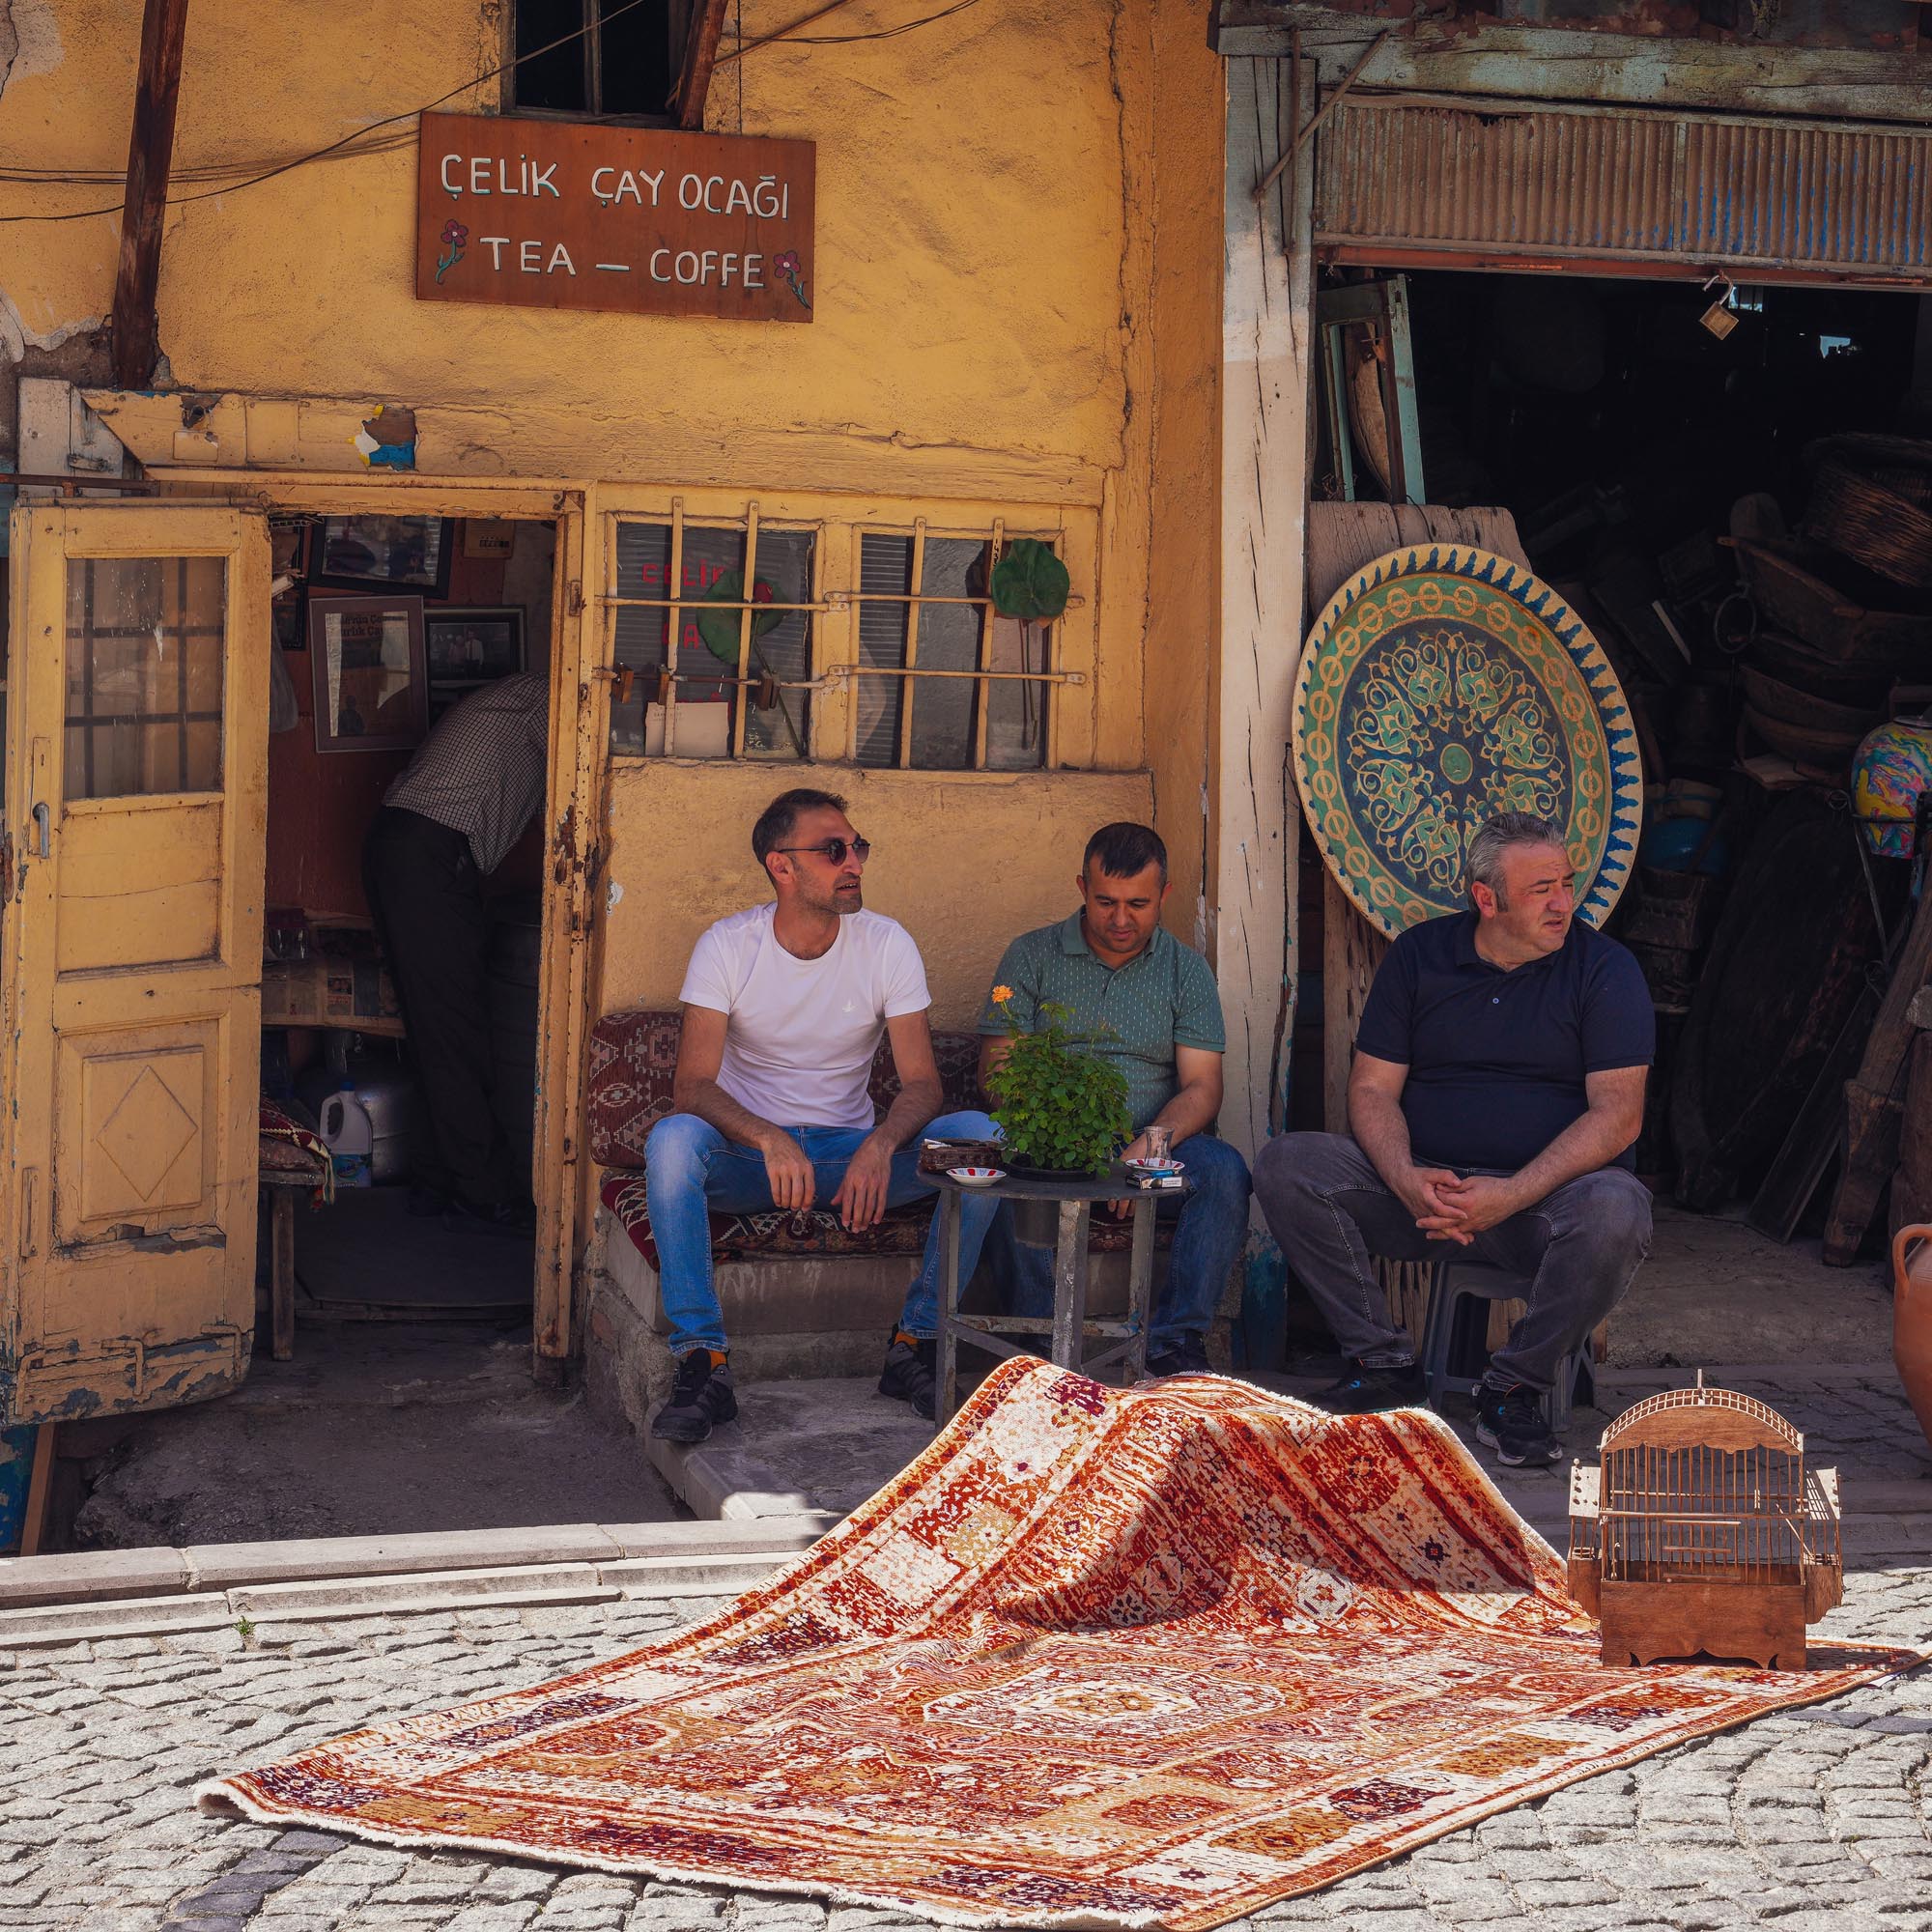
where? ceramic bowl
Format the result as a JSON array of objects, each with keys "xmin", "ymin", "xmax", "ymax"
[{"xmin": 948, "ymin": 1166, "xmax": 1005, "ymax": 1186}]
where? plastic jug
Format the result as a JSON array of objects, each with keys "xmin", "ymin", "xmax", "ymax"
[{"xmin": 319, "ymin": 1081, "xmax": 375, "ymax": 1189}]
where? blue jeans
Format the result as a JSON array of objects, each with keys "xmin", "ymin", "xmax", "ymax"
[
  {"xmin": 642, "ymin": 1109, "xmax": 1006, "ymax": 1355},
  {"xmin": 1005, "ymin": 1134, "xmax": 1253, "ymax": 1351}
]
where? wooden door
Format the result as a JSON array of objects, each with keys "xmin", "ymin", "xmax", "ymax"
[{"xmin": 1, "ymin": 502, "xmax": 270, "ymax": 1425}]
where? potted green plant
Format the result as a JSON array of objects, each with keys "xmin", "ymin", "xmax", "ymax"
[{"xmin": 985, "ymin": 987, "xmax": 1130, "ymax": 1238}]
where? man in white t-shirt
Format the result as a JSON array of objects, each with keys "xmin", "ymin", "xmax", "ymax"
[{"xmin": 644, "ymin": 788, "xmax": 1004, "ymax": 1442}]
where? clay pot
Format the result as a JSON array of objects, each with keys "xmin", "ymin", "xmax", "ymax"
[{"xmin": 1889, "ymin": 1224, "xmax": 1932, "ymax": 1449}]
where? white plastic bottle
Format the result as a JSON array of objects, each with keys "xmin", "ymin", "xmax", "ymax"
[{"xmin": 319, "ymin": 1080, "xmax": 375, "ymax": 1189}]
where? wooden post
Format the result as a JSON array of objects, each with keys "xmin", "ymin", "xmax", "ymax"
[
  {"xmin": 17, "ymin": 1425, "xmax": 56, "ymax": 1558},
  {"xmin": 1823, "ymin": 882, "xmax": 1932, "ymax": 1264},
  {"xmin": 1217, "ymin": 57, "xmax": 1312, "ymax": 1168},
  {"xmin": 110, "ymin": 0, "xmax": 191, "ymax": 390},
  {"xmin": 1321, "ymin": 872, "xmax": 1389, "ymax": 1131},
  {"xmin": 673, "ymin": 0, "xmax": 729, "ymax": 130},
  {"xmin": 1049, "ymin": 1201, "xmax": 1092, "ymax": 1369}
]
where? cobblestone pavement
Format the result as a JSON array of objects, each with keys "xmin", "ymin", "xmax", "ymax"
[{"xmin": 0, "ymin": 1560, "xmax": 1924, "ymax": 1932}]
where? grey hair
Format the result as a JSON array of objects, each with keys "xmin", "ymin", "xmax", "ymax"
[{"xmin": 1465, "ymin": 812, "xmax": 1567, "ymax": 908}]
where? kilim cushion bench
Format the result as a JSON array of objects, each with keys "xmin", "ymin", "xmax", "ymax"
[
  {"xmin": 583, "ymin": 1009, "xmax": 1172, "ymax": 1389},
  {"xmin": 587, "ymin": 1007, "xmax": 1172, "ymax": 1265}
]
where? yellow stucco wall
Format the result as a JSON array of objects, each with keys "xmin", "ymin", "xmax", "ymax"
[
  {"xmin": 0, "ymin": 3, "xmax": 1134, "ymax": 496},
  {"xmin": 0, "ymin": 0, "xmax": 1222, "ymax": 1063},
  {"xmin": 598, "ymin": 764, "xmax": 1155, "ymax": 1029}
]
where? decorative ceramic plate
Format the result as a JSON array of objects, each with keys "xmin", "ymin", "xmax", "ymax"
[{"xmin": 1293, "ymin": 545, "xmax": 1643, "ymax": 938}]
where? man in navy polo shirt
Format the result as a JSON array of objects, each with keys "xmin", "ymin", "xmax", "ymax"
[{"xmin": 1254, "ymin": 811, "xmax": 1654, "ymax": 1467}]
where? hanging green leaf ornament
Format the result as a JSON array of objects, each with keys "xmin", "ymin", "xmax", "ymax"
[
  {"xmin": 696, "ymin": 571, "xmax": 783, "ymax": 666},
  {"xmin": 989, "ymin": 539, "xmax": 1070, "ymax": 624}
]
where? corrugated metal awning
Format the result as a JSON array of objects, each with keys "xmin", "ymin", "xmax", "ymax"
[{"xmin": 1315, "ymin": 94, "xmax": 1932, "ymax": 288}]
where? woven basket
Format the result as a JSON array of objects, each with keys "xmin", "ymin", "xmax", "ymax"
[{"xmin": 1803, "ymin": 457, "xmax": 1932, "ymax": 590}]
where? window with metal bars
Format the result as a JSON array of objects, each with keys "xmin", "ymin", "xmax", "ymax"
[
  {"xmin": 608, "ymin": 516, "xmax": 818, "ymax": 760},
  {"xmin": 851, "ymin": 526, "xmax": 1053, "ymax": 772},
  {"xmin": 510, "ymin": 0, "xmax": 685, "ymax": 122},
  {"xmin": 602, "ymin": 507, "xmax": 1074, "ymax": 770}
]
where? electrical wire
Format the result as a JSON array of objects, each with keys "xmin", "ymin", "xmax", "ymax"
[
  {"xmin": 0, "ymin": 0, "xmax": 660, "ymax": 222},
  {"xmin": 723, "ymin": 0, "xmax": 980, "ymax": 54},
  {"xmin": 0, "ymin": 0, "xmax": 987, "ymax": 223}
]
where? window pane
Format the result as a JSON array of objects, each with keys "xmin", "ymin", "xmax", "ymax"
[
  {"xmin": 611, "ymin": 520, "xmax": 810, "ymax": 760},
  {"xmin": 907, "ymin": 538, "xmax": 984, "ymax": 771},
  {"xmin": 742, "ymin": 527, "xmax": 813, "ymax": 761},
  {"xmin": 64, "ymin": 555, "xmax": 225, "ymax": 800},
  {"xmin": 855, "ymin": 534, "xmax": 911, "ymax": 767},
  {"xmin": 515, "ymin": 0, "xmax": 589, "ymax": 111},
  {"xmin": 985, "ymin": 611, "xmax": 1049, "ymax": 771},
  {"xmin": 598, "ymin": 0, "xmax": 673, "ymax": 117}
]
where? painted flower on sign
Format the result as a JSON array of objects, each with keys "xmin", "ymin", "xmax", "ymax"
[
  {"xmin": 772, "ymin": 248, "xmax": 811, "ymax": 313},
  {"xmin": 436, "ymin": 219, "xmax": 469, "ymax": 284}
]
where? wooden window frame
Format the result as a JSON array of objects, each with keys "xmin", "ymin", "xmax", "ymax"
[
  {"xmin": 502, "ymin": 0, "xmax": 691, "ymax": 128},
  {"xmin": 597, "ymin": 491, "xmax": 1094, "ymax": 772}
]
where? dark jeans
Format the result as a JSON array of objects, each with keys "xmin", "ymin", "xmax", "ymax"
[
  {"xmin": 1252, "ymin": 1130, "xmax": 1652, "ymax": 1394},
  {"xmin": 362, "ymin": 806, "xmax": 520, "ymax": 1208},
  {"xmin": 1006, "ymin": 1134, "xmax": 1253, "ymax": 1350}
]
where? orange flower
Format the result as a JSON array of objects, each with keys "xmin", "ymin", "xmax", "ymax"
[{"xmin": 991, "ymin": 984, "xmax": 1014, "ymax": 1004}]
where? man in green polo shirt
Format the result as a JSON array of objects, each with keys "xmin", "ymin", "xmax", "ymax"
[{"xmin": 979, "ymin": 822, "xmax": 1253, "ymax": 1377}]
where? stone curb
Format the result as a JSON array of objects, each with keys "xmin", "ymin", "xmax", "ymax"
[
  {"xmin": 0, "ymin": 1512, "xmax": 836, "ymax": 1610},
  {"xmin": 0, "ymin": 1546, "xmax": 809, "ymax": 1649}
]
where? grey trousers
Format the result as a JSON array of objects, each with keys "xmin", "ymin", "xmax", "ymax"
[{"xmin": 1252, "ymin": 1131, "xmax": 1653, "ymax": 1394}]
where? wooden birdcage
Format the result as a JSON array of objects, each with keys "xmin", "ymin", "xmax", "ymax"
[{"xmin": 1567, "ymin": 1374, "xmax": 1842, "ymax": 1670}]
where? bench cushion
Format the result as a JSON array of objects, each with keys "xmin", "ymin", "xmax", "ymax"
[
  {"xmin": 587, "ymin": 1008, "xmax": 982, "ymax": 1170},
  {"xmin": 587, "ymin": 1008, "xmax": 1172, "ymax": 1268}
]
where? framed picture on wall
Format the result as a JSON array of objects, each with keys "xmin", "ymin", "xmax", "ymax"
[
  {"xmin": 310, "ymin": 515, "xmax": 453, "ymax": 598},
  {"xmin": 425, "ymin": 606, "xmax": 526, "ymax": 695},
  {"xmin": 308, "ymin": 594, "xmax": 427, "ymax": 753}
]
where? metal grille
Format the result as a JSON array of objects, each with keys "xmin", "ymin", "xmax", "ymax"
[{"xmin": 1315, "ymin": 96, "xmax": 1932, "ymax": 286}]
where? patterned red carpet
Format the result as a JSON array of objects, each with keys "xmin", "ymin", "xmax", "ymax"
[{"xmin": 199, "ymin": 1360, "xmax": 1915, "ymax": 1930}]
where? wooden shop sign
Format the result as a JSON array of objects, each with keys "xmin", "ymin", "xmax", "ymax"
[{"xmin": 415, "ymin": 112, "xmax": 815, "ymax": 324}]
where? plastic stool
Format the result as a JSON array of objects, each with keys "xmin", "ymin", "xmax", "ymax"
[{"xmin": 1418, "ymin": 1255, "xmax": 1593, "ymax": 1432}]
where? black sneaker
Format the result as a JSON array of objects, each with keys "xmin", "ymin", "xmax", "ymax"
[
  {"xmin": 1315, "ymin": 1360, "xmax": 1427, "ymax": 1414},
  {"xmin": 1146, "ymin": 1336, "xmax": 1212, "ymax": 1378},
  {"xmin": 1473, "ymin": 1379, "xmax": 1563, "ymax": 1466},
  {"xmin": 652, "ymin": 1350, "xmax": 737, "ymax": 1443},
  {"xmin": 878, "ymin": 1333, "xmax": 938, "ymax": 1421}
]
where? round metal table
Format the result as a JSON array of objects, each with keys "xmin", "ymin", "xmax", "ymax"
[{"xmin": 931, "ymin": 1165, "xmax": 1172, "ymax": 1424}]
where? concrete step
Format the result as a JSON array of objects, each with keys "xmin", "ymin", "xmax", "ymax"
[{"xmin": 0, "ymin": 1513, "xmax": 835, "ymax": 1611}]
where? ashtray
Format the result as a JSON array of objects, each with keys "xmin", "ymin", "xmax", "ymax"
[
  {"xmin": 1122, "ymin": 1156, "xmax": 1185, "ymax": 1178},
  {"xmin": 948, "ymin": 1166, "xmax": 1005, "ymax": 1187}
]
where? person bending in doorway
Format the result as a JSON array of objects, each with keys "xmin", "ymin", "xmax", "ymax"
[
  {"xmin": 645, "ymin": 788, "xmax": 1004, "ymax": 1444},
  {"xmin": 362, "ymin": 671, "xmax": 547, "ymax": 1234},
  {"xmin": 1253, "ymin": 811, "xmax": 1654, "ymax": 1467},
  {"xmin": 980, "ymin": 823, "xmax": 1252, "ymax": 1378}
]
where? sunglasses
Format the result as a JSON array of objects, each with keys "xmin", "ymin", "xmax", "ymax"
[{"xmin": 775, "ymin": 837, "xmax": 871, "ymax": 866}]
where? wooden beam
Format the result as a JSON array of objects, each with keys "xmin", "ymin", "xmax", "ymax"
[
  {"xmin": 674, "ymin": 0, "xmax": 729, "ymax": 131},
  {"xmin": 1213, "ymin": 9, "xmax": 1932, "ymax": 127},
  {"xmin": 109, "ymin": 0, "xmax": 191, "ymax": 390}
]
